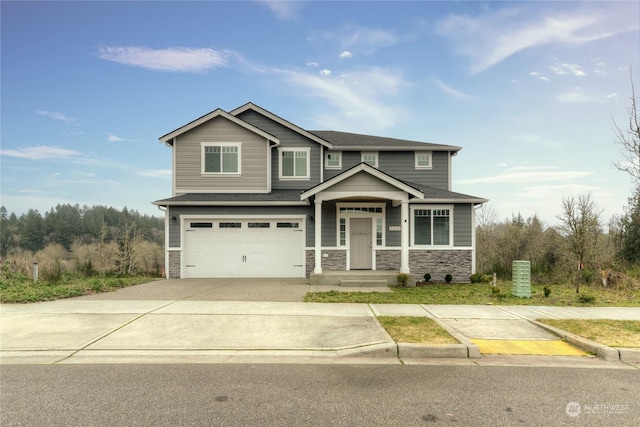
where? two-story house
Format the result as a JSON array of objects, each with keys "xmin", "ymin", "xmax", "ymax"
[{"xmin": 153, "ymin": 103, "xmax": 488, "ymax": 283}]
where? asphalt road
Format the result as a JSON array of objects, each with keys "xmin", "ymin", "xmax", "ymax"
[{"xmin": 1, "ymin": 364, "xmax": 638, "ymax": 426}]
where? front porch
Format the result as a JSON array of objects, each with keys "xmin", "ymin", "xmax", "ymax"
[{"xmin": 308, "ymin": 270, "xmax": 417, "ymax": 287}]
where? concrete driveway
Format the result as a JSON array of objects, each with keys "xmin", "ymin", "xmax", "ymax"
[{"xmin": 75, "ymin": 278, "xmax": 312, "ymax": 302}]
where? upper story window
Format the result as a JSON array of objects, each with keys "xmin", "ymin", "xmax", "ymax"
[
  {"xmin": 202, "ymin": 142, "xmax": 241, "ymax": 175},
  {"xmin": 325, "ymin": 152, "xmax": 342, "ymax": 169},
  {"xmin": 415, "ymin": 152, "xmax": 432, "ymax": 169},
  {"xmin": 412, "ymin": 207, "xmax": 452, "ymax": 246},
  {"xmin": 361, "ymin": 152, "xmax": 378, "ymax": 168},
  {"xmin": 279, "ymin": 147, "xmax": 310, "ymax": 180}
]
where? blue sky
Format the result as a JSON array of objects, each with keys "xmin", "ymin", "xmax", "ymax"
[{"xmin": 1, "ymin": 0, "xmax": 639, "ymax": 226}]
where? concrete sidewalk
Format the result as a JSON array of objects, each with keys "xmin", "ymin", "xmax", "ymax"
[{"xmin": 1, "ymin": 295, "xmax": 638, "ymax": 365}]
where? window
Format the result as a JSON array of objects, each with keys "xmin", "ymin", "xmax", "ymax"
[
  {"xmin": 279, "ymin": 148, "xmax": 310, "ymax": 179},
  {"xmin": 220, "ymin": 222, "xmax": 241, "ymax": 228},
  {"xmin": 413, "ymin": 208, "xmax": 451, "ymax": 246},
  {"xmin": 415, "ymin": 152, "xmax": 432, "ymax": 169},
  {"xmin": 361, "ymin": 152, "xmax": 378, "ymax": 168},
  {"xmin": 325, "ymin": 152, "xmax": 342, "ymax": 169},
  {"xmin": 277, "ymin": 222, "xmax": 299, "ymax": 228},
  {"xmin": 339, "ymin": 218, "xmax": 346, "ymax": 246},
  {"xmin": 202, "ymin": 143, "xmax": 241, "ymax": 174},
  {"xmin": 190, "ymin": 222, "xmax": 212, "ymax": 228},
  {"xmin": 248, "ymin": 222, "xmax": 270, "ymax": 228}
]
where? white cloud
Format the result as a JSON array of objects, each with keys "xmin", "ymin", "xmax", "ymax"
[
  {"xmin": 339, "ymin": 51, "xmax": 353, "ymax": 59},
  {"xmin": 106, "ymin": 132, "xmax": 136, "ymax": 142},
  {"xmin": 306, "ymin": 61, "xmax": 319, "ymax": 68},
  {"xmin": 435, "ymin": 4, "xmax": 637, "ymax": 74},
  {"xmin": 137, "ymin": 169, "xmax": 172, "ymax": 179},
  {"xmin": 321, "ymin": 24, "xmax": 413, "ymax": 55},
  {"xmin": 458, "ymin": 169, "xmax": 591, "ymax": 184},
  {"xmin": 550, "ymin": 63, "xmax": 586, "ymax": 76},
  {"xmin": 275, "ymin": 66, "xmax": 409, "ymax": 131},
  {"xmin": 36, "ymin": 110, "xmax": 77, "ymax": 124},
  {"xmin": 319, "ymin": 69, "xmax": 332, "ymax": 76},
  {"xmin": 433, "ymin": 78, "xmax": 472, "ymax": 99},
  {"xmin": 259, "ymin": 0, "xmax": 302, "ymax": 20},
  {"xmin": 98, "ymin": 46, "xmax": 231, "ymax": 73},
  {"xmin": 556, "ymin": 87, "xmax": 591, "ymax": 103},
  {"xmin": 0, "ymin": 146, "xmax": 82, "ymax": 160}
]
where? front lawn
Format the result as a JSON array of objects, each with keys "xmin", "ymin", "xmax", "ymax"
[
  {"xmin": 377, "ymin": 316, "xmax": 458, "ymax": 344},
  {"xmin": 537, "ymin": 319, "xmax": 640, "ymax": 348},
  {"xmin": 0, "ymin": 274, "xmax": 156, "ymax": 303},
  {"xmin": 304, "ymin": 282, "xmax": 640, "ymax": 307}
]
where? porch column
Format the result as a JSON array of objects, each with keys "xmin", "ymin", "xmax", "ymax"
[
  {"xmin": 400, "ymin": 200, "xmax": 410, "ymax": 273},
  {"xmin": 314, "ymin": 199, "xmax": 322, "ymax": 274}
]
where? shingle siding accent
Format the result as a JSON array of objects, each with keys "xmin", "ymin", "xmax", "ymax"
[
  {"xmin": 174, "ymin": 116, "xmax": 268, "ymax": 192},
  {"xmin": 410, "ymin": 250, "xmax": 472, "ymax": 283}
]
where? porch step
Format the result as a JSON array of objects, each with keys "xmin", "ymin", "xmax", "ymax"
[{"xmin": 339, "ymin": 279, "xmax": 389, "ymax": 288}]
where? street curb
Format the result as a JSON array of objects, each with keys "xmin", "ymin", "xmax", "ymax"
[
  {"xmin": 398, "ymin": 343, "xmax": 468, "ymax": 358},
  {"xmin": 617, "ymin": 348, "xmax": 640, "ymax": 363},
  {"xmin": 430, "ymin": 318, "xmax": 481, "ymax": 358},
  {"xmin": 530, "ymin": 320, "xmax": 622, "ymax": 362}
]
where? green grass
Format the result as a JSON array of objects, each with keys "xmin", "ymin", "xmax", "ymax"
[
  {"xmin": 377, "ymin": 316, "xmax": 459, "ymax": 344},
  {"xmin": 0, "ymin": 273, "xmax": 156, "ymax": 303},
  {"xmin": 304, "ymin": 282, "xmax": 640, "ymax": 307},
  {"xmin": 537, "ymin": 319, "xmax": 640, "ymax": 348}
]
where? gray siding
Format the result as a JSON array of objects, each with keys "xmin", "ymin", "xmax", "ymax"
[
  {"xmin": 167, "ymin": 205, "xmax": 313, "ymax": 247},
  {"xmin": 174, "ymin": 116, "xmax": 269, "ymax": 192},
  {"xmin": 385, "ymin": 203, "xmax": 401, "ymax": 246},
  {"xmin": 321, "ymin": 202, "xmax": 336, "ymax": 246},
  {"xmin": 236, "ymin": 110, "xmax": 322, "ymax": 190},
  {"xmin": 323, "ymin": 150, "xmax": 450, "ymax": 190},
  {"xmin": 453, "ymin": 203, "xmax": 473, "ymax": 247}
]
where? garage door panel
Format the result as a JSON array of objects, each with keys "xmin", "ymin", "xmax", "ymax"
[{"xmin": 183, "ymin": 218, "xmax": 304, "ymax": 278}]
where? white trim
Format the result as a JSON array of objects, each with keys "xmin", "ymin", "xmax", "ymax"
[
  {"xmin": 410, "ymin": 198, "xmax": 489, "ymax": 204},
  {"xmin": 301, "ymin": 163, "xmax": 423, "ymax": 200},
  {"xmin": 155, "ymin": 201, "xmax": 309, "ymax": 207},
  {"xmin": 160, "ymin": 109, "xmax": 280, "ymax": 145},
  {"xmin": 201, "ymin": 142, "xmax": 242, "ymax": 175},
  {"xmin": 409, "ymin": 247, "xmax": 473, "ymax": 251},
  {"xmin": 174, "ymin": 189, "xmax": 270, "ymax": 194},
  {"xmin": 361, "ymin": 151, "xmax": 378, "ymax": 168},
  {"xmin": 278, "ymin": 147, "xmax": 311, "ymax": 180},
  {"xmin": 414, "ymin": 151, "xmax": 433, "ymax": 170},
  {"xmin": 336, "ymin": 203, "xmax": 386, "ymax": 248},
  {"xmin": 325, "ymin": 151, "xmax": 342, "ymax": 169},
  {"xmin": 410, "ymin": 204, "xmax": 454, "ymax": 248},
  {"xmin": 448, "ymin": 151, "xmax": 452, "ymax": 191}
]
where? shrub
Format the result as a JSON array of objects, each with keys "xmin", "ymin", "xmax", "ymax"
[
  {"xmin": 469, "ymin": 273, "xmax": 482, "ymax": 283},
  {"xmin": 423, "ymin": 273, "xmax": 431, "ymax": 283},
  {"xmin": 445, "ymin": 274, "xmax": 453, "ymax": 283},
  {"xmin": 481, "ymin": 274, "xmax": 494, "ymax": 284},
  {"xmin": 577, "ymin": 293, "xmax": 596, "ymax": 304},
  {"xmin": 397, "ymin": 273, "xmax": 410, "ymax": 287},
  {"xmin": 491, "ymin": 286, "xmax": 501, "ymax": 295},
  {"xmin": 543, "ymin": 285, "xmax": 552, "ymax": 297}
]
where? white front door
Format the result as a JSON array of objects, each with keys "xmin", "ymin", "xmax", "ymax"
[{"xmin": 350, "ymin": 218, "xmax": 372, "ymax": 269}]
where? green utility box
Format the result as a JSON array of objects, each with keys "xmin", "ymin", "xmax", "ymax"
[{"xmin": 511, "ymin": 260, "xmax": 531, "ymax": 298}]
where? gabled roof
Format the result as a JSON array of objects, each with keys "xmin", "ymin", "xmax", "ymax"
[
  {"xmin": 406, "ymin": 182, "xmax": 489, "ymax": 205},
  {"xmin": 301, "ymin": 162, "xmax": 424, "ymax": 200},
  {"xmin": 159, "ymin": 108, "xmax": 280, "ymax": 145},
  {"xmin": 310, "ymin": 130, "xmax": 461, "ymax": 152},
  {"xmin": 230, "ymin": 102, "xmax": 333, "ymax": 148}
]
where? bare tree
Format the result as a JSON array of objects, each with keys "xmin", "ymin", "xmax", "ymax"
[
  {"xmin": 613, "ymin": 70, "xmax": 640, "ymax": 186},
  {"xmin": 557, "ymin": 194, "xmax": 602, "ymax": 292}
]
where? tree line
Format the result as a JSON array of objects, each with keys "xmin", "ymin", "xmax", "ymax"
[{"xmin": 0, "ymin": 204, "xmax": 165, "ymax": 279}]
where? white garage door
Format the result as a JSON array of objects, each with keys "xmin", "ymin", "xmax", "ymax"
[{"xmin": 183, "ymin": 218, "xmax": 305, "ymax": 278}]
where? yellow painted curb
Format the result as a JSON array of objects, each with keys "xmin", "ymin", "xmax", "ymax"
[{"xmin": 471, "ymin": 339, "xmax": 588, "ymax": 356}]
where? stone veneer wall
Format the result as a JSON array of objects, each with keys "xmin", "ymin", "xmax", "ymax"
[
  {"xmin": 305, "ymin": 250, "xmax": 347, "ymax": 277},
  {"xmin": 376, "ymin": 250, "xmax": 401, "ymax": 270},
  {"xmin": 409, "ymin": 250, "xmax": 472, "ymax": 283},
  {"xmin": 168, "ymin": 251, "xmax": 181, "ymax": 279}
]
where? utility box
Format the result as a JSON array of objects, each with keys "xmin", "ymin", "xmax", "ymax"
[{"xmin": 511, "ymin": 260, "xmax": 531, "ymax": 298}]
